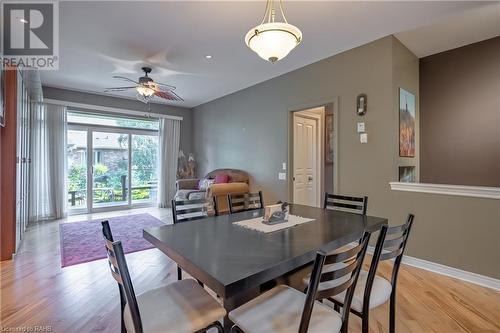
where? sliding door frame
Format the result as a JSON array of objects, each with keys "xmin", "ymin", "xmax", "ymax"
[{"xmin": 67, "ymin": 123, "xmax": 158, "ymax": 215}]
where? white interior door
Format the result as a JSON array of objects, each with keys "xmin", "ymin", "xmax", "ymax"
[{"xmin": 293, "ymin": 114, "xmax": 319, "ymax": 207}]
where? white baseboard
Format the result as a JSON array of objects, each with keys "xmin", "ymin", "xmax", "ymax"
[{"xmin": 366, "ymin": 246, "xmax": 500, "ymax": 291}]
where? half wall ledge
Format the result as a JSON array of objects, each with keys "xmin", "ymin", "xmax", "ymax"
[{"xmin": 389, "ymin": 182, "xmax": 500, "ymax": 200}]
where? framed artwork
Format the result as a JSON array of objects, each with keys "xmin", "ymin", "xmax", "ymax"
[
  {"xmin": 399, "ymin": 166, "xmax": 416, "ymax": 183},
  {"xmin": 399, "ymin": 88, "xmax": 415, "ymax": 157},
  {"xmin": 325, "ymin": 113, "xmax": 334, "ymax": 164},
  {"xmin": 0, "ymin": 70, "xmax": 4, "ymax": 127}
]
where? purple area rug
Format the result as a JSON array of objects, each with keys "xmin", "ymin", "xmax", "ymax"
[{"xmin": 60, "ymin": 213, "xmax": 165, "ymax": 267}]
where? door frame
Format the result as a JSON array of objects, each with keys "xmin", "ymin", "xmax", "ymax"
[
  {"xmin": 292, "ymin": 110, "xmax": 323, "ymax": 207},
  {"xmin": 67, "ymin": 123, "xmax": 158, "ymax": 215},
  {"xmin": 287, "ymin": 99, "xmax": 339, "ymax": 204}
]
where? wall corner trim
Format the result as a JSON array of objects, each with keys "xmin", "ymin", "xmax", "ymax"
[
  {"xmin": 389, "ymin": 182, "xmax": 500, "ymax": 200},
  {"xmin": 367, "ymin": 246, "xmax": 500, "ymax": 291}
]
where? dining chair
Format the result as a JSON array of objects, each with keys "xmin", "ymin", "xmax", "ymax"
[
  {"xmin": 323, "ymin": 193, "xmax": 369, "ymax": 256},
  {"xmin": 101, "ymin": 221, "xmax": 226, "ymax": 333},
  {"xmin": 228, "ymin": 232, "xmax": 371, "ymax": 333},
  {"xmin": 324, "ymin": 193, "xmax": 368, "ymax": 215},
  {"xmin": 171, "ymin": 198, "xmax": 212, "ymax": 224},
  {"xmin": 228, "ymin": 191, "xmax": 264, "ymax": 214},
  {"xmin": 171, "ymin": 198, "xmax": 211, "ymax": 283},
  {"xmin": 305, "ymin": 214, "xmax": 415, "ymax": 333}
]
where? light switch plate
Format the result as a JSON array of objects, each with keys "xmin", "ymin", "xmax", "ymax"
[
  {"xmin": 357, "ymin": 122, "xmax": 365, "ymax": 133},
  {"xmin": 282, "ymin": 163, "xmax": 287, "ymax": 170},
  {"xmin": 360, "ymin": 133, "xmax": 368, "ymax": 143},
  {"xmin": 278, "ymin": 172, "xmax": 286, "ymax": 180}
]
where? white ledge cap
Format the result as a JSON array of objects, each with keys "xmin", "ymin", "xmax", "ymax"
[{"xmin": 389, "ymin": 182, "xmax": 500, "ymax": 200}]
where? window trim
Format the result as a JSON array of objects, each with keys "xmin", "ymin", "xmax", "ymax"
[
  {"xmin": 67, "ymin": 110, "xmax": 160, "ymax": 133},
  {"xmin": 68, "ymin": 122, "xmax": 158, "ymax": 136},
  {"xmin": 45, "ymin": 98, "xmax": 183, "ymax": 121}
]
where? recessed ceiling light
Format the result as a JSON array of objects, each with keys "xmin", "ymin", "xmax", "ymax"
[
  {"xmin": 205, "ymin": 55, "xmax": 213, "ymax": 59},
  {"xmin": 20, "ymin": 18, "xmax": 28, "ymax": 24}
]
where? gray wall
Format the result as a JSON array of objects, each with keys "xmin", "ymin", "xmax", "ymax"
[
  {"xmin": 194, "ymin": 37, "xmax": 395, "ymax": 204},
  {"xmin": 420, "ymin": 37, "xmax": 500, "ymax": 187},
  {"xmin": 193, "ymin": 36, "xmax": 500, "ymax": 279},
  {"xmin": 42, "ymin": 87, "xmax": 193, "ymax": 153}
]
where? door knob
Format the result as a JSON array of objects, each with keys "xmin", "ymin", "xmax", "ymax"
[{"xmin": 308, "ymin": 176, "xmax": 313, "ymax": 181}]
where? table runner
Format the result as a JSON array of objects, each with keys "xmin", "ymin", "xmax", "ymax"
[{"xmin": 234, "ymin": 214, "xmax": 315, "ymax": 233}]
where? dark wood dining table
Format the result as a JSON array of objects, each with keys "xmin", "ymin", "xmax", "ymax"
[{"xmin": 144, "ymin": 204, "xmax": 387, "ymax": 332}]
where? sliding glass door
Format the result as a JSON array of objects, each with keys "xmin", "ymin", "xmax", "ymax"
[
  {"xmin": 92, "ymin": 131, "xmax": 130, "ymax": 209},
  {"xmin": 131, "ymin": 134, "xmax": 158, "ymax": 204},
  {"xmin": 67, "ymin": 129, "xmax": 88, "ymax": 210},
  {"xmin": 67, "ymin": 112, "xmax": 159, "ymax": 214}
]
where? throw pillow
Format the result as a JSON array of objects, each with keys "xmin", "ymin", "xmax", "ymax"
[{"xmin": 214, "ymin": 174, "xmax": 231, "ymax": 184}]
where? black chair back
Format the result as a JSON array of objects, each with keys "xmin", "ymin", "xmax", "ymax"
[
  {"xmin": 171, "ymin": 198, "xmax": 210, "ymax": 224},
  {"xmin": 228, "ymin": 191, "xmax": 264, "ymax": 214},
  {"xmin": 360, "ymin": 214, "xmax": 415, "ymax": 315},
  {"xmin": 299, "ymin": 232, "xmax": 371, "ymax": 333},
  {"xmin": 378, "ymin": 214, "xmax": 414, "ymax": 282},
  {"xmin": 102, "ymin": 221, "xmax": 143, "ymax": 333},
  {"xmin": 324, "ymin": 193, "xmax": 368, "ymax": 215}
]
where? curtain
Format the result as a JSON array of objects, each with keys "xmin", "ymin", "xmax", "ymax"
[
  {"xmin": 157, "ymin": 118, "xmax": 181, "ymax": 208},
  {"xmin": 29, "ymin": 102, "xmax": 67, "ymax": 221}
]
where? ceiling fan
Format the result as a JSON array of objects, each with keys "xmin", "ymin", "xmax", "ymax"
[{"xmin": 104, "ymin": 66, "xmax": 183, "ymax": 103}]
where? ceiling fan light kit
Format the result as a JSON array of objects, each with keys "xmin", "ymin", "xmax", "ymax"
[
  {"xmin": 136, "ymin": 67, "xmax": 157, "ymax": 101},
  {"xmin": 136, "ymin": 86, "xmax": 155, "ymax": 98},
  {"xmin": 245, "ymin": 0, "xmax": 302, "ymax": 63}
]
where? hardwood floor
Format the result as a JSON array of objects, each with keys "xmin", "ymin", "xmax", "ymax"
[{"xmin": 1, "ymin": 208, "xmax": 499, "ymax": 332}]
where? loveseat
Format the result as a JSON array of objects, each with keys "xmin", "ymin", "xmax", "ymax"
[{"xmin": 175, "ymin": 169, "xmax": 250, "ymax": 214}]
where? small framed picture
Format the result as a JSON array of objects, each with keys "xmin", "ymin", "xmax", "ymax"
[
  {"xmin": 399, "ymin": 88, "xmax": 415, "ymax": 157},
  {"xmin": 399, "ymin": 166, "xmax": 416, "ymax": 183}
]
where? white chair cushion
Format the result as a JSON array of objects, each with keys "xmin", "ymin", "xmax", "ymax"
[
  {"xmin": 228, "ymin": 285, "xmax": 342, "ymax": 333},
  {"xmin": 332, "ymin": 270, "xmax": 392, "ymax": 312},
  {"xmin": 123, "ymin": 279, "xmax": 226, "ymax": 333}
]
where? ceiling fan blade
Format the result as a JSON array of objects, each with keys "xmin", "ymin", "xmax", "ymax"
[
  {"xmin": 112, "ymin": 76, "xmax": 139, "ymax": 84},
  {"xmin": 104, "ymin": 87, "xmax": 137, "ymax": 92},
  {"xmin": 155, "ymin": 81, "xmax": 176, "ymax": 90},
  {"xmin": 154, "ymin": 90, "xmax": 183, "ymax": 101},
  {"xmin": 154, "ymin": 84, "xmax": 177, "ymax": 93},
  {"xmin": 104, "ymin": 86, "xmax": 137, "ymax": 90}
]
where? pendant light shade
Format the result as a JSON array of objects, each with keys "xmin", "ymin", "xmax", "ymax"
[
  {"xmin": 245, "ymin": 22, "xmax": 302, "ymax": 63},
  {"xmin": 245, "ymin": 0, "xmax": 302, "ymax": 63}
]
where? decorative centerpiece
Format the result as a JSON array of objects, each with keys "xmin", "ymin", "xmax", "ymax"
[{"xmin": 262, "ymin": 202, "xmax": 289, "ymax": 225}]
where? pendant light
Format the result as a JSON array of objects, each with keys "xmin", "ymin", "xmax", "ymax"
[{"xmin": 245, "ymin": 0, "xmax": 302, "ymax": 63}]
